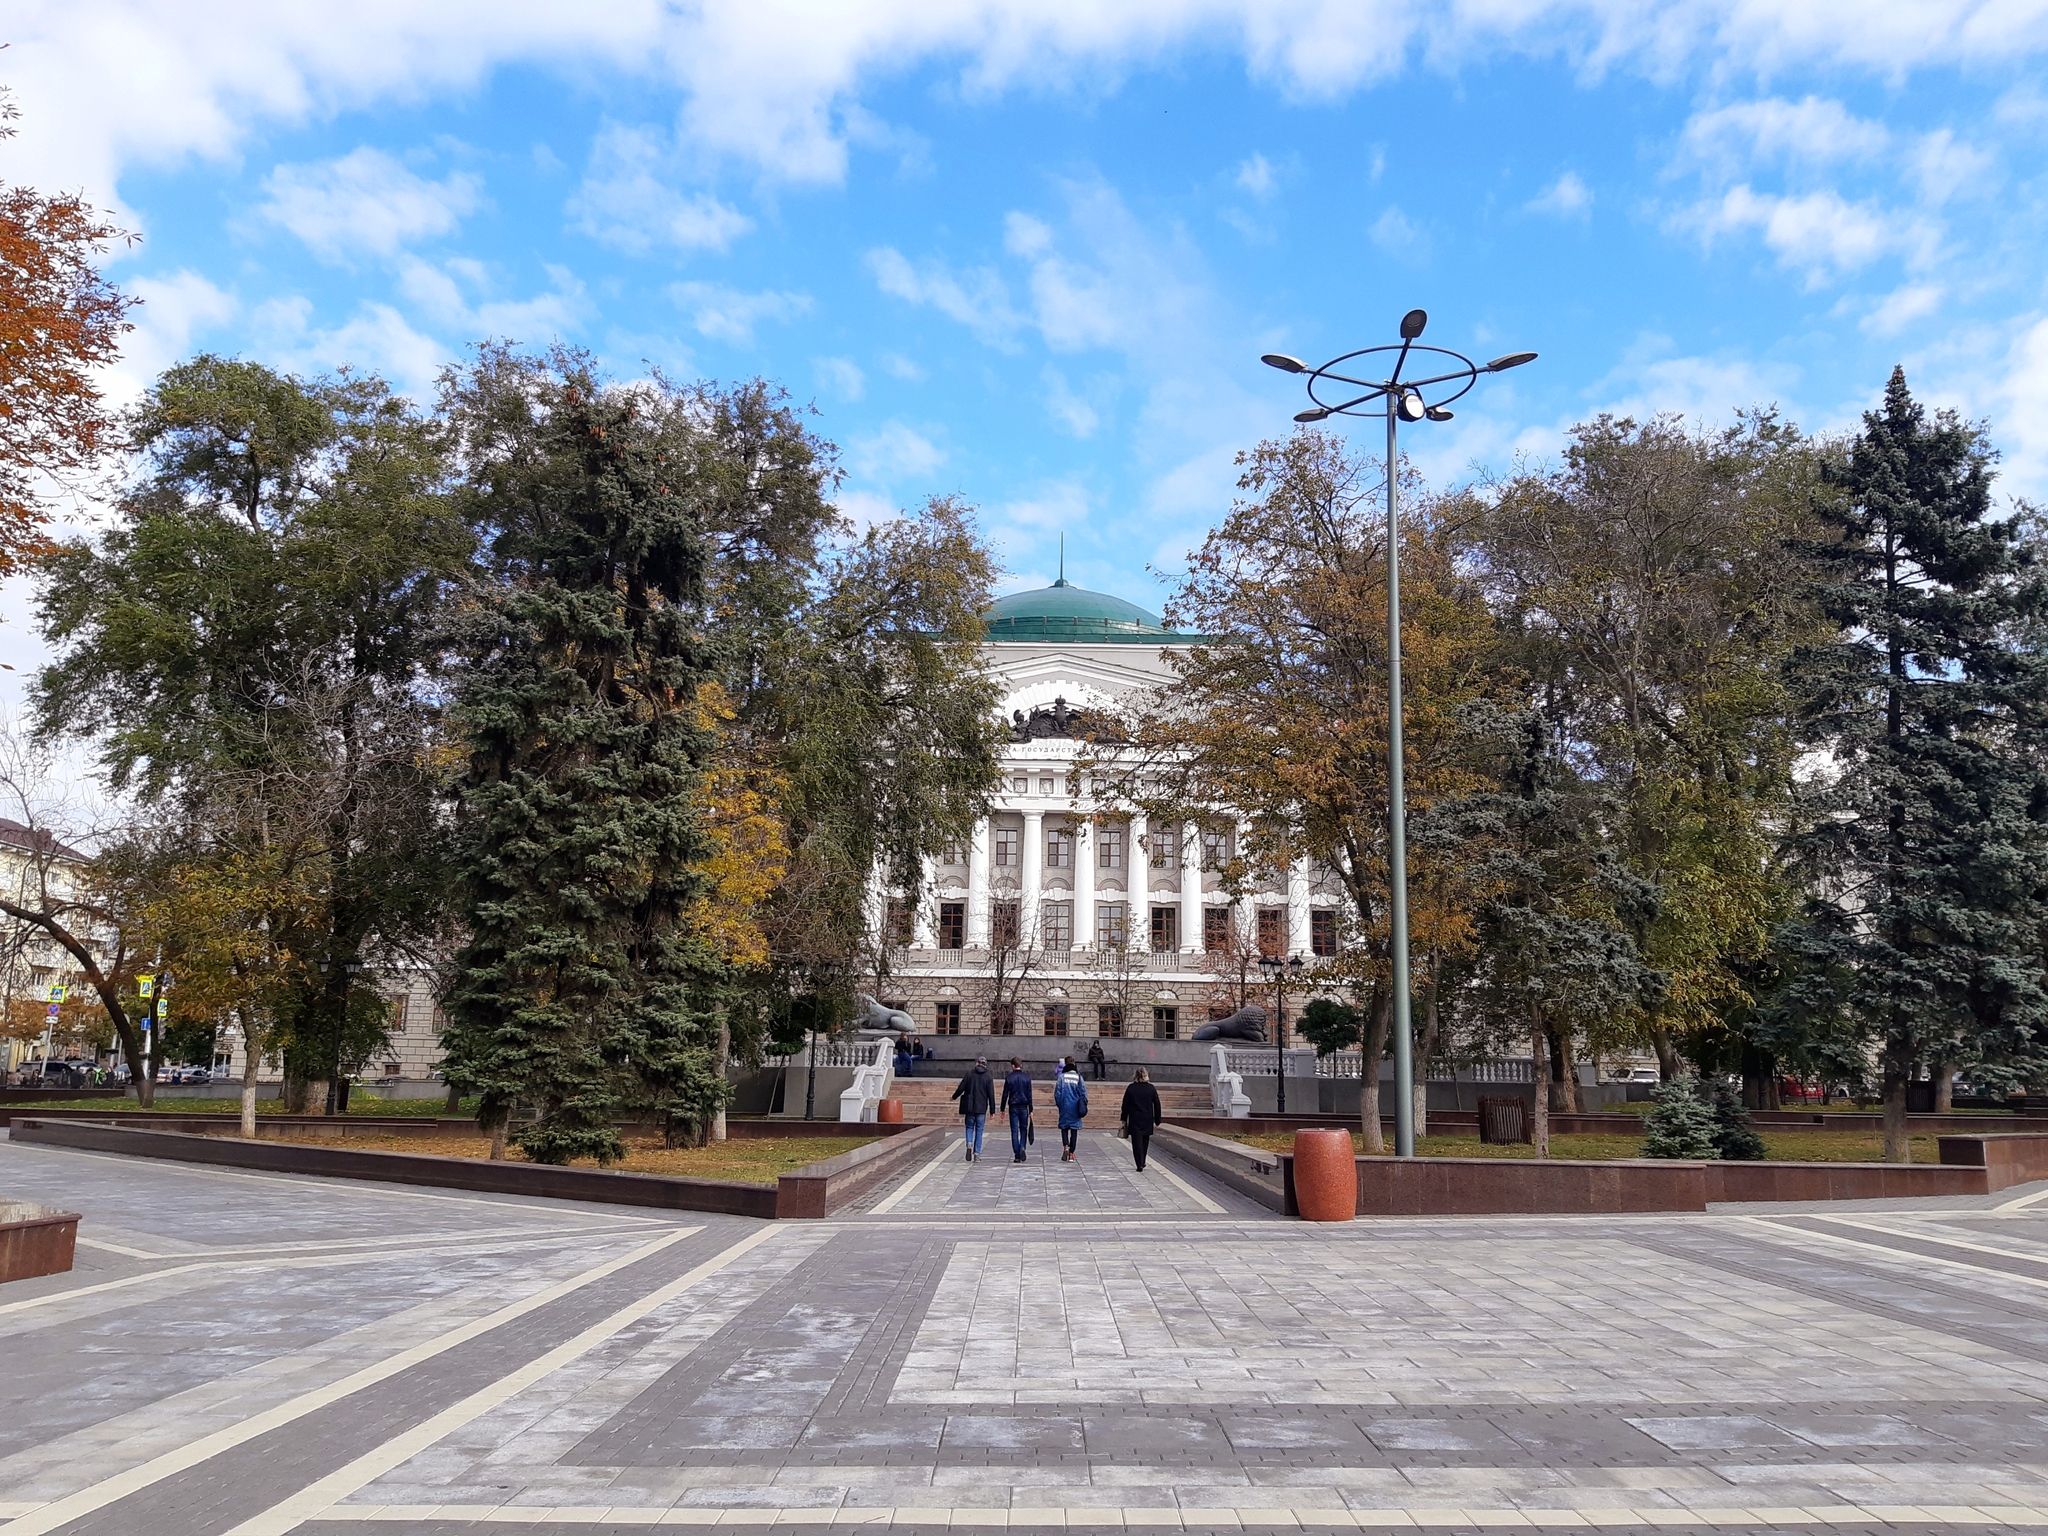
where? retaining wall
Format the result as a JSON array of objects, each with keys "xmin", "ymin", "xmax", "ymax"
[
  {"xmin": 8, "ymin": 1118, "xmax": 943, "ymax": 1219},
  {"xmin": 0, "ymin": 1200, "xmax": 78, "ymax": 1283}
]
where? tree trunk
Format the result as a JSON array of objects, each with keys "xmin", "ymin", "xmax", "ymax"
[
  {"xmin": 1649, "ymin": 1024, "xmax": 1681, "ymax": 1083},
  {"xmin": 1933, "ymin": 1060, "xmax": 1955, "ymax": 1113},
  {"xmin": 488, "ymin": 1120, "xmax": 508, "ymax": 1160},
  {"xmin": 711, "ymin": 1019, "xmax": 730, "ymax": 1143},
  {"xmin": 1548, "ymin": 1026, "xmax": 1580, "ymax": 1113},
  {"xmin": 1412, "ymin": 956, "xmax": 1440, "ymax": 1140},
  {"xmin": 239, "ymin": 1016, "xmax": 260, "ymax": 1139},
  {"xmin": 1881, "ymin": 1059, "xmax": 1911, "ymax": 1164},
  {"xmin": 1529, "ymin": 1014, "xmax": 1550, "ymax": 1158},
  {"xmin": 1359, "ymin": 988, "xmax": 1390, "ymax": 1154},
  {"xmin": 443, "ymin": 1083, "xmax": 461, "ymax": 1114}
]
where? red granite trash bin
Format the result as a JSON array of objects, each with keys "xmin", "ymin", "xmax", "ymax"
[
  {"xmin": 877, "ymin": 1098, "xmax": 904, "ymax": 1123},
  {"xmin": 1292, "ymin": 1128, "xmax": 1357, "ymax": 1222}
]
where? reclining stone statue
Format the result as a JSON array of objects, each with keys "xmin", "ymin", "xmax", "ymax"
[
  {"xmin": 853, "ymin": 994, "xmax": 916, "ymax": 1039},
  {"xmin": 1191, "ymin": 1003, "xmax": 1268, "ymax": 1043}
]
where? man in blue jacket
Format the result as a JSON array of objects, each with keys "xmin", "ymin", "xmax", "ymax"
[
  {"xmin": 1053, "ymin": 1058, "xmax": 1089, "ymax": 1162},
  {"xmin": 999, "ymin": 1056, "xmax": 1035, "ymax": 1163},
  {"xmin": 950, "ymin": 1056, "xmax": 997, "ymax": 1162}
]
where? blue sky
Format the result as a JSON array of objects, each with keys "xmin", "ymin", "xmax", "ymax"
[{"xmin": 10, "ymin": 2, "xmax": 2048, "ymax": 634}]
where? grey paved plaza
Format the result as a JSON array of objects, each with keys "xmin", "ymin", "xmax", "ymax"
[{"xmin": 8, "ymin": 1130, "xmax": 2048, "ymax": 1536}]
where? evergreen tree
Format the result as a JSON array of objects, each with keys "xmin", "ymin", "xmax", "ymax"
[
  {"xmin": 1642, "ymin": 1077, "xmax": 1720, "ymax": 1159},
  {"xmin": 1707, "ymin": 1077, "xmax": 1766, "ymax": 1160},
  {"xmin": 1780, "ymin": 368, "xmax": 2048, "ymax": 1161},
  {"xmin": 438, "ymin": 351, "xmax": 720, "ymax": 1165}
]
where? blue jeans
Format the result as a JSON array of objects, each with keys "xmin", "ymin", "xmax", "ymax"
[
  {"xmin": 963, "ymin": 1114, "xmax": 986, "ymax": 1156},
  {"xmin": 1009, "ymin": 1106, "xmax": 1031, "ymax": 1158}
]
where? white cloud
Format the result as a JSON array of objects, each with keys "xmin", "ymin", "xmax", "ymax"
[
  {"xmin": 17, "ymin": 0, "xmax": 2048, "ymax": 221},
  {"xmin": 1588, "ymin": 338, "xmax": 1803, "ymax": 428},
  {"xmin": 570, "ymin": 124, "xmax": 754, "ymax": 255},
  {"xmin": 1042, "ymin": 367, "xmax": 1099, "ymax": 437},
  {"xmin": 111, "ymin": 271, "xmax": 238, "ymax": 403},
  {"xmin": 1907, "ymin": 128, "xmax": 1997, "ymax": 204},
  {"xmin": 1677, "ymin": 185, "xmax": 1936, "ymax": 284},
  {"xmin": 1234, "ymin": 153, "xmax": 1276, "ymax": 200},
  {"xmin": 1994, "ymin": 314, "xmax": 2048, "ymax": 500},
  {"xmin": 834, "ymin": 489, "xmax": 899, "ymax": 530},
  {"xmin": 850, "ymin": 422, "xmax": 946, "ymax": 481},
  {"xmin": 866, "ymin": 247, "xmax": 1023, "ymax": 345},
  {"xmin": 992, "ymin": 481, "xmax": 1091, "ymax": 533},
  {"xmin": 669, "ymin": 282, "xmax": 811, "ymax": 345},
  {"xmin": 256, "ymin": 147, "xmax": 481, "ymax": 262},
  {"xmin": 1676, "ymin": 97, "xmax": 1890, "ymax": 178},
  {"xmin": 1862, "ymin": 282, "xmax": 1944, "ymax": 337},
  {"xmin": 1370, "ymin": 205, "xmax": 1428, "ymax": 263},
  {"xmin": 1526, "ymin": 171, "xmax": 1593, "ymax": 217},
  {"xmin": 252, "ymin": 298, "xmax": 448, "ymax": 401},
  {"xmin": 880, "ymin": 352, "xmax": 926, "ymax": 381},
  {"xmin": 396, "ymin": 256, "xmax": 588, "ymax": 343},
  {"xmin": 814, "ymin": 356, "xmax": 866, "ymax": 400}
]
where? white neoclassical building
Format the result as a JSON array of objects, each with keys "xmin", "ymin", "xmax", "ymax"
[{"xmin": 874, "ymin": 578, "xmax": 1346, "ymax": 1043}]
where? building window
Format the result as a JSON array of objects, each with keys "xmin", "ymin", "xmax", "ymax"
[
  {"xmin": 1202, "ymin": 826, "xmax": 1231, "ymax": 871},
  {"xmin": 389, "ymin": 996, "xmax": 409, "ymax": 1033},
  {"xmin": 1097, "ymin": 1003, "xmax": 1124, "ymax": 1038},
  {"xmin": 990, "ymin": 1003, "xmax": 1015, "ymax": 1036},
  {"xmin": 1203, "ymin": 907, "xmax": 1231, "ymax": 952},
  {"xmin": 1311, "ymin": 909, "xmax": 1339, "ymax": 957},
  {"xmin": 938, "ymin": 902, "xmax": 965, "ymax": 950},
  {"xmin": 991, "ymin": 901, "xmax": 1021, "ymax": 949},
  {"xmin": 1150, "ymin": 906, "xmax": 1179, "ymax": 952},
  {"xmin": 941, "ymin": 840, "xmax": 965, "ymax": 865},
  {"xmin": 1046, "ymin": 828, "xmax": 1072, "ymax": 868},
  {"xmin": 934, "ymin": 1001, "xmax": 961, "ymax": 1035},
  {"xmin": 1148, "ymin": 823, "xmax": 1178, "ymax": 870},
  {"xmin": 382, "ymin": 1061, "xmax": 402, "ymax": 1077},
  {"xmin": 1153, "ymin": 1005, "xmax": 1179, "ymax": 1040},
  {"xmin": 1044, "ymin": 1002, "xmax": 1069, "ymax": 1036},
  {"xmin": 885, "ymin": 900, "xmax": 914, "ymax": 946},
  {"xmin": 1096, "ymin": 902, "xmax": 1127, "ymax": 948},
  {"xmin": 1257, "ymin": 907, "xmax": 1284, "ymax": 958},
  {"xmin": 1041, "ymin": 901, "xmax": 1073, "ymax": 949},
  {"xmin": 1099, "ymin": 827, "xmax": 1123, "ymax": 869},
  {"xmin": 994, "ymin": 827, "xmax": 1020, "ymax": 867}
]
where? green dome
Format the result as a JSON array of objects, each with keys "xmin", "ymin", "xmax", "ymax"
[{"xmin": 983, "ymin": 580, "xmax": 1186, "ymax": 644}]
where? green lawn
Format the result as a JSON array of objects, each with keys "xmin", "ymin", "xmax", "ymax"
[{"xmin": 256, "ymin": 1129, "xmax": 875, "ymax": 1183}]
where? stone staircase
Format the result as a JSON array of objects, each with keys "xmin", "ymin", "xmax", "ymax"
[{"xmin": 886, "ymin": 1074, "xmax": 1212, "ymax": 1126}]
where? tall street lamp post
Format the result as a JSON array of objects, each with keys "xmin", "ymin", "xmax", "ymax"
[
  {"xmin": 1262, "ymin": 312, "xmax": 1536, "ymax": 1157},
  {"xmin": 1257, "ymin": 951, "xmax": 1306, "ymax": 1113}
]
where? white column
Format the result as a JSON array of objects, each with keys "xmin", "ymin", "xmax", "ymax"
[
  {"xmin": 863, "ymin": 867, "xmax": 888, "ymax": 946},
  {"xmin": 1288, "ymin": 857, "xmax": 1312, "ymax": 955},
  {"xmin": 1022, "ymin": 809, "xmax": 1044, "ymax": 948},
  {"xmin": 1073, "ymin": 816, "xmax": 1095, "ymax": 950},
  {"xmin": 966, "ymin": 818, "xmax": 991, "ymax": 948},
  {"xmin": 912, "ymin": 854, "xmax": 937, "ymax": 948},
  {"xmin": 1178, "ymin": 820, "xmax": 1202, "ymax": 954},
  {"xmin": 1127, "ymin": 812, "xmax": 1148, "ymax": 952},
  {"xmin": 1234, "ymin": 818, "xmax": 1258, "ymax": 947}
]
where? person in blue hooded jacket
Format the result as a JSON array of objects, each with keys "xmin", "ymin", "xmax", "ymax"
[{"xmin": 1052, "ymin": 1057, "xmax": 1089, "ymax": 1162}]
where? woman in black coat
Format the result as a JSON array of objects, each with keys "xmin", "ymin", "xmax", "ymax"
[{"xmin": 1120, "ymin": 1067, "xmax": 1164, "ymax": 1172}]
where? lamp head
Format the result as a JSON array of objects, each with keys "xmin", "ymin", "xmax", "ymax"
[
  {"xmin": 1293, "ymin": 407, "xmax": 1330, "ymax": 423},
  {"xmin": 1424, "ymin": 406, "xmax": 1454, "ymax": 422},
  {"xmin": 1261, "ymin": 353, "xmax": 1307, "ymax": 373},
  {"xmin": 1258, "ymin": 953, "xmax": 1280, "ymax": 973},
  {"xmin": 1486, "ymin": 351, "xmax": 1538, "ymax": 372},
  {"xmin": 1399, "ymin": 308, "xmax": 1428, "ymax": 340},
  {"xmin": 1397, "ymin": 391, "xmax": 1427, "ymax": 422},
  {"xmin": 1287, "ymin": 954, "xmax": 1306, "ymax": 975}
]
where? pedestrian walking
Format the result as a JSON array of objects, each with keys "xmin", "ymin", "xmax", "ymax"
[
  {"xmin": 1053, "ymin": 1057, "xmax": 1089, "ymax": 1162},
  {"xmin": 951, "ymin": 1055, "xmax": 997, "ymax": 1161},
  {"xmin": 1120, "ymin": 1067, "xmax": 1163, "ymax": 1172},
  {"xmin": 999, "ymin": 1055, "xmax": 1035, "ymax": 1163},
  {"xmin": 1087, "ymin": 1040, "xmax": 1106, "ymax": 1080}
]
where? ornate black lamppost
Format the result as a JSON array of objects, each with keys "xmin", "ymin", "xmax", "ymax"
[
  {"xmin": 1257, "ymin": 951, "xmax": 1306, "ymax": 1113},
  {"xmin": 1263, "ymin": 312, "xmax": 1536, "ymax": 1155}
]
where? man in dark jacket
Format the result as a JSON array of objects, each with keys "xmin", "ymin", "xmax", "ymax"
[
  {"xmin": 1120, "ymin": 1067, "xmax": 1164, "ymax": 1172},
  {"xmin": 999, "ymin": 1056, "xmax": 1035, "ymax": 1163},
  {"xmin": 950, "ymin": 1056, "xmax": 997, "ymax": 1162},
  {"xmin": 1087, "ymin": 1040, "xmax": 1107, "ymax": 1080}
]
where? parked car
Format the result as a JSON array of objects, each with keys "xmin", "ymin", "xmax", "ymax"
[{"xmin": 184, "ymin": 1067, "xmax": 211, "ymax": 1084}]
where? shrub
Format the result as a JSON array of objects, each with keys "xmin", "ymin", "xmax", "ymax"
[
  {"xmin": 1709, "ymin": 1078, "xmax": 1767, "ymax": 1160},
  {"xmin": 1643, "ymin": 1077, "xmax": 1720, "ymax": 1159}
]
